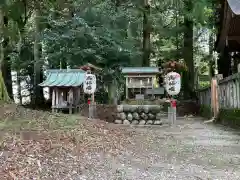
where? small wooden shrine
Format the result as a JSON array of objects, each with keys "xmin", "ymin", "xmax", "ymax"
[
  {"xmin": 216, "ymin": 0, "xmax": 240, "ymax": 52},
  {"xmin": 122, "ymin": 67, "xmax": 164, "ymax": 99},
  {"xmin": 39, "ymin": 69, "xmax": 85, "ymax": 114},
  {"xmin": 216, "ymin": 0, "xmax": 240, "ymax": 77}
]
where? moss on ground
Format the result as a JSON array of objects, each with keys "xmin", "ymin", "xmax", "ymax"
[
  {"xmin": 218, "ymin": 108, "xmax": 240, "ymax": 127},
  {"xmin": 199, "ymin": 105, "xmax": 212, "ymax": 119},
  {"xmin": 199, "ymin": 105, "xmax": 240, "ymax": 128}
]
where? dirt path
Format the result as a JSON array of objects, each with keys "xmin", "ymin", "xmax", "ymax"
[{"xmin": 78, "ymin": 118, "xmax": 240, "ymax": 180}]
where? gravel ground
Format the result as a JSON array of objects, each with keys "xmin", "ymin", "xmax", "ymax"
[
  {"xmin": 78, "ymin": 117, "xmax": 240, "ymax": 180},
  {"xmin": 1, "ymin": 116, "xmax": 240, "ymax": 179}
]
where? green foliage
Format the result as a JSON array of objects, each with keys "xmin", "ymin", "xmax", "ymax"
[
  {"xmin": 199, "ymin": 105, "xmax": 212, "ymax": 119},
  {"xmin": 199, "ymin": 81, "xmax": 210, "ymax": 88},
  {"xmin": 0, "ymin": 71, "xmax": 10, "ymax": 102},
  {"xmin": 42, "ymin": 0, "xmax": 141, "ymax": 70},
  {"xmin": 198, "ymin": 100, "xmax": 240, "ymax": 128},
  {"xmin": 0, "ymin": 0, "xmax": 218, "ymax": 104},
  {"xmin": 5, "ymin": 0, "xmax": 214, "ymax": 71},
  {"xmin": 218, "ymin": 109, "xmax": 240, "ymax": 128},
  {"xmin": 162, "ymin": 102, "xmax": 169, "ymax": 112}
]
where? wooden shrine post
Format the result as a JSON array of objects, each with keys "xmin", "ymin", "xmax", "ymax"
[{"xmin": 211, "ymin": 78, "xmax": 219, "ymax": 119}]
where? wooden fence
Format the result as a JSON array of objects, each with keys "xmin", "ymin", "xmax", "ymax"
[{"xmin": 198, "ymin": 73, "xmax": 240, "ymax": 112}]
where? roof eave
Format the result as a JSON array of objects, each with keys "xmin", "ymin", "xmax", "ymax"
[
  {"xmin": 39, "ymin": 85, "xmax": 82, "ymax": 87},
  {"xmin": 121, "ymin": 67, "xmax": 159, "ymax": 74},
  {"xmin": 215, "ymin": 0, "xmax": 240, "ymax": 52},
  {"xmin": 122, "ymin": 72, "xmax": 159, "ymax": 74},
  {"xmin": 216, "ymin": 0, "xmax": 233, "ymax": 52},
  {"xmin": 228, "ymin": 0, "xmax": 240, "ymax": 15},
  {"xmin": 39, "ymin": 69, "xmax": 85, "ymax": 87}
]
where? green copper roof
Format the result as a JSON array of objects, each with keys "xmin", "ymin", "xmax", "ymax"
[
  {"xmin": 122, "ymin": 67, "xmax": 159, "ymax": 74},
  {"xmin": 39, "ymin": 69, "xmax": 85, "ymax": 87}
]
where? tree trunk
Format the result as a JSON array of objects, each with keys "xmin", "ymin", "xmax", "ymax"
[
  {"xmin": 16, "ymin": 29, "xmax": 24, "ymax": 105},
  {"xmin": 1, "ymin": 55, "xmax": 13, "ymax": 99},
  {"xmin": 60, "ymin": 59, "xmax": 67, "ymax": 69},
  {"xmin": 208, "ymin": 30, "xmax": 215, "ymax": 78},
  {"xmin": 115, "ymin": 0, "xmax": 120, "ymax": 11},
  {"xmin": 142, "ymin": 0, "xmax": 151, "ymax": 66},
  {"xmin": 175, "ymin": 0, "xmax": 180, "ymax": 60},
  {"xmin": 33, "ymin": 6, "xmax": 44, "ymax": 107},
  {"xmin": 108, "ymin": 79, "xmax": 117, "ymax": 104},
  {"xmin": 0, "ymin": 7, "xmax": 10, "ymax": 102},
  {"xmin": 1, "ymin": 15, "xmax": 13, "ymax": 99},
  {"xmin": 183, "ymin": 0, "xmax": 194, "ymax": 97}
]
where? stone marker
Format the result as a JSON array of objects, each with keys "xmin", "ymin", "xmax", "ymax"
[
  {"xmin": 123, "ymin": 120, "xmax": 130, "ymax": 124},
  {"xmin": 148, "ymin": 113, "xmax": 155, "ymax": 120},
  {"xmin": 146, "ymin": 120, "xmax": 153, "ymax": 125},
  {"xmin": 115, "ymin": 104, "xmax": 165, "ymax": 126},
  {"xmin": 119, "ymin": 112, "xmax": 126, "ymax": 120},
  {"xmin": 117, "ymin": 105, "xmax": 123, "ymax": 113},
  {"xmin": 115, "ymin": 119, "xmax": 122, "ymax": 124},
  {"xmin": 132, "ymin": 112, "xmax": 140, "ymax": 120},
  {"xmin": 154, "ymin": 120, "xmax": 163, "ymax": 125},
  {"xmin": 127, "ymin": 113, "xmax": 133, "ymax": 121},
  {"xmin": 156, "ymin": 113, "xmax": 161, "ymax": 119},
  {"xmin": 130, "ymin": 105, "xmax": 137, "ymax": 112},
  {"xmin": 139, "ymin": 120, "xmax": 146, "ymax": 125},
  {"xmin": 131, "ymin": 120, "xmax": 139, "ymax": 125},
  {"xmin": 140, "ymin": 112, "xmax": 148, "ymax": 120},
  {"xmin": 143, "ymin": 105, "xmax": 149, "ymax": 113},
  {"xmin": 137, "ymin": 106, "xmax": 144, "ymax": 113}
]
